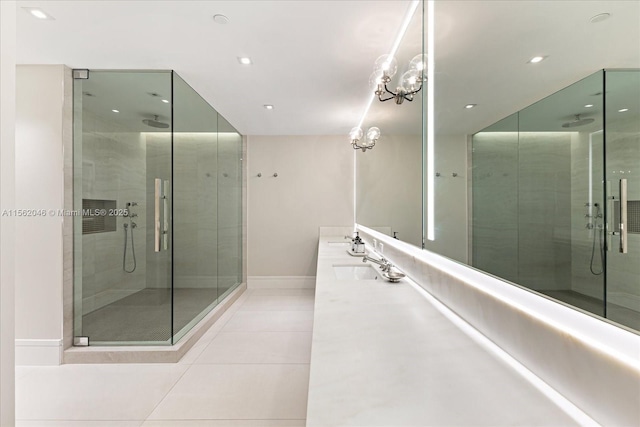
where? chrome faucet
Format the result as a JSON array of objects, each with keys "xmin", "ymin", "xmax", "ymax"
[
  {"xmin": 363, "ymin": 254, "xmax": 392, "ymax": 272},
  {"xmin": 363, "ymin": 254, "xmax": 406, "ymax": 282}
]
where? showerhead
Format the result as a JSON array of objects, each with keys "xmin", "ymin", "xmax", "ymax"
[
  {"xmin": 562, "ymin": 114, "xmax": 595, "ymax": 128},
  {"xmin": 142, "ymin": 115, "xmax": 169, "ymax": 129}
]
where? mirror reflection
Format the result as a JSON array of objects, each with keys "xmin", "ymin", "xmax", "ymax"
[
  {"xmin": 356, "ymin": 3, "xmax": 423, "ymax": 248},
  {"xmin": 356, "ymin": 0, "xmax": 640, "ymax": 332}
]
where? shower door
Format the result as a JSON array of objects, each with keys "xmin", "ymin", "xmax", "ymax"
[
  {"xmin": 604, "ymin": 70, "xmax": 640, "ymax": 331},
  {"xmin": 73, "ymin": 70, "xmax": 174, "ymax": 345}
]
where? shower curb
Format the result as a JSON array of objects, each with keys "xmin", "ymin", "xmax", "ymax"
[{"xmin": 62, "ymin": 283, "xmax": 246, "ymax": 364}]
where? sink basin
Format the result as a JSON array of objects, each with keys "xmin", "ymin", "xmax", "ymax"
[{"xmin": 333, "ymin": 264, "xmax": 379, "ymax": 280}]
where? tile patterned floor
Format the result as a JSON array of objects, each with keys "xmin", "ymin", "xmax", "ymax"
[{"xmin": 16, "ymin": 288, "xmax": 314, "ymax": 427}]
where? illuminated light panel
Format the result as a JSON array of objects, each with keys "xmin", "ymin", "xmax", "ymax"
[{"xmin": 427, "ymin": 0, "xmax": 435, "ymax": 241}]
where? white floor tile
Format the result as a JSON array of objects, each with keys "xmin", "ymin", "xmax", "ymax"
[
  {"xmin": 251, "ymin": 289, "xmax": 315, "ymax": 296},
  {"xmin": 16, "ymin": 364, "xmax": 188, "ymax": 421},
  {"xmin": 147, "ymin": 364, "xmax": 310, "ymax": 420},
  {"xmin": 195, "ymin": 331, "xmax": 312, "ymax": 364},
  {"xmin": 223, "ymin": 310, "xmax": 314, "ymax": 332},
  {"xmin": 142, "ymin": 421, "xmax": 305, "ymax": 427},
  {"xmin": 15, "ymin": 366, "xmax": 36, "ymax": 381},
  {"xmin": 238, "ymin": 295, "xmax": 315, "ymax": 312},
  {"xmin": 178, "ymin": 337, "xmax": 214, "ymax": 365}
]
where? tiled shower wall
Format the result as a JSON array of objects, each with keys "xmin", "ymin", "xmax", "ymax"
[
  {"xmin": 570, "ymin": 130, "xmax": 604, "ymax": 302},
  {"xmin": 472, "ymin": 132, "xmax": 573, "ymax": 291},
  {"xmin": 144, "ymin": 132, "xmax": 171, "ymax": 290},
  {"xmin": 144, "ymin": 132, "xmax": 242, "ymax": 296},
  {"xmin": 217, "ymin": 132, "xmax": 243, "ymax": 297},
  {"xmin": 81, "ymin": 111, "xmax": 147, "ymax": 314}
]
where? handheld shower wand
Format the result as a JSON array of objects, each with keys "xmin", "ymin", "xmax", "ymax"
[{"xmin": 123, "ymin": 202, "xmax": 137, "ymax": 273}]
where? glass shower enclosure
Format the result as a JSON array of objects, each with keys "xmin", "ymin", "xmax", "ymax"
[
  {"xmin": 472, "ymin": 69, "xmax": 640, "ymax": 332},
  {"xmin": 72, "ymin": 70, "xmax": 243, "ymax": 345}
]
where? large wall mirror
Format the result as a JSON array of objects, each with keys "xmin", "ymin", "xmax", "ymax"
[
  {"xmin": 356, "ymin": 1, "xmax": 640, "ymax": 333},
  {"xmin": 355, "ymin": 2, "xmax": 423, "ymax": 248}
]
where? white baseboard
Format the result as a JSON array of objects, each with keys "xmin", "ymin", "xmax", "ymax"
[
  {"xmin": 247, "ymin": 276, "xmax": 316, "ymax": 289},
  {"xmin": 15, "ymin": 339, "xmax": 62, "ymax": 366}
]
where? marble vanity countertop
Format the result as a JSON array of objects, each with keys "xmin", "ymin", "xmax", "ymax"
[{"xmin": 306, "ymin": 236, "xmax": 585, "ymax": 427}]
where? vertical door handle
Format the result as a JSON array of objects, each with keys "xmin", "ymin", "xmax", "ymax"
[
  {"xmin": 619, "ymin": 179, "xmax": 628, "ymax": 254},
  {"xmin": 163, "ymin": 179, "xmax": 169, "ymax": 251},
  {"xmin": 154, "ymin": 178, "xmax": 161, "ymax": 252}
]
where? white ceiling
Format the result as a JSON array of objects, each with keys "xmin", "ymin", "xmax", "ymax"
[{"xmin": 16, "ymin": 0, "xmax": 640, "ymax": 137}]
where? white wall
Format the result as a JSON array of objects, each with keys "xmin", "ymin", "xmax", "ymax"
[
  {"xmin": 14, "ymin": 65, "xmax": 69, "ymax": 365},
  {"xmin": 0, "ymin": 1, "xmax": 17, "ymax": 423},
  {"xmin": 247, "ymin": 135, "xmax": 353, "ymax": 281}
]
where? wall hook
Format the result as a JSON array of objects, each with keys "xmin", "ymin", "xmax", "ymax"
[
  {"xmin": 452, "ymin": 172, "xmax": 458, "ymax": 177},
  {"xmin": 257, "ymin": 173, "xmax": 262, "ymax": 177},
  {"xmin": 435, "ymin": 172, "xmax": 441, "ymax": 177},
  {"xmin": 273, "ymin": 173, "xmax": 278, "ymax": 177}
]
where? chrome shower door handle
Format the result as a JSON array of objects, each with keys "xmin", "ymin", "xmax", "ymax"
[
  {"xmin": 163, "ymin": 179, "xmax": 169, "ymax": 251},
  {"xmin": 619, "ymin": 179, "xmax": 628, "ymax": 254},
  {"xmin": 154, "ymin": 178, "xmax": 161, "ymax": 252}
]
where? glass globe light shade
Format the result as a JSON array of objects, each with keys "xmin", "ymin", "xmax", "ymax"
[
  {"xmin": 349, "ymin": 127, "xmax": 363, "ymax": 141},
  {"xmin": 401, "ymin": 70, "xmax": 420, "ymax": 92},
  {"xmin": 409, "ymin": 53, "xmax": 427, "ymax": 72},
  {"xmin": 366, "ymin": 127, "xmax": 381, "ymax": 143},
  {"xmin": 373, "ymin": 54, "xmax": 398, "ymax": 78},
  {"xmin": 369, "ymin": 70, "xmax": 385, "ymax": 91}
]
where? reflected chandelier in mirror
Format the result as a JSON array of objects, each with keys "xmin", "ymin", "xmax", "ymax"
[
  {"xmin": 370, "ymin": 53, "xmax": 427, "ymax": 104},
  {"xmin": 349, "ymin": 126, "xmax": 381, "ymax": 152}
]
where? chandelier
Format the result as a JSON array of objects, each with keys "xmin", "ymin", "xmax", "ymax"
[
  {"xmin": 349, "ymin": 126, "xmax": 380, "ymax": 152},
  {"xmin": 370, "ymin": 53, "xmax": 427, "ymax": 104}
]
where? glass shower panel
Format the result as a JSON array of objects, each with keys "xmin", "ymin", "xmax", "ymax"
[
  {"xmin": 472, "ymin": 72, "xmax": 606, "ymax": 319},
  {"xmin": 471, "ymin": 113, "xmax": 519, "ymax": 283},
  {"xmin": 73, "ymin": 70, "xmax": 173, "ymax": 345},
  {"xmin": 516, "ymin": 73, "xmax": 604, "ymax": 305},
  {"xmin": 604, "ymin": 70, "xmax": 640, "ymax": 330},
  {"xmin": 171, "ymin": 73, "xmax": 220, "ymax": 342},
  {"xmin": 217, "ymin": 115, "xmax": 243, "ymax": 300}
]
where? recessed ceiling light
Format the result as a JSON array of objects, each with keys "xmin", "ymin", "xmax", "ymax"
[
  {"xmin": 528, "ymin": 56, "xmax": 547, "ymax": 64},
  {"xmin": 584, "ymin": 104, "xmax": 594, "ymax": 108},
  {"xmin": 112, "ymin": 109, "xmax": 120, "ymax": 113},
  {"xmin": 464, "ymin": 104, "xmax": 477, "ymax": 109},
  {"xmin": 213, "ymin": 14, "xmax": 229, "ymax": 24},
  {"xmin": 263, "ymin": 105, "xmax": 274, "ymax": 110},
  {"xmin": 23, "ymin": 7, "xmax": 54, "ymax": 20},
  {"xmin": 618, "ymin": 108, "xmax": 629, "ymax": 112},
  {"xmin": 590, "ymin": 13, "xmax": 611, "ymax": 24},
  {"xmin": 238, "ymin": 57, "xmax": 252, "ymax": 65},
  {"xmin": 162, "ymin": 99, "xmax": 169, "ymax": 103}
]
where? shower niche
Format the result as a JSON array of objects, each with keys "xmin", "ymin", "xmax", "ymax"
[
  {"xmin": 81, "ymin": 199, "xmax": 117, "ymax": 234},
  {"xmin": 72, "ymin": 70, "xmax": 243, "ymax": 346},
  {"xmin": 472, "ymin": 69, "xmax": 640, "ymax": 331}
]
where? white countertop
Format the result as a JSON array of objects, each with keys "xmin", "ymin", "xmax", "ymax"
[{"xmin": 306, "ymin": 237, "xmax": 582, "ymax": 426}]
